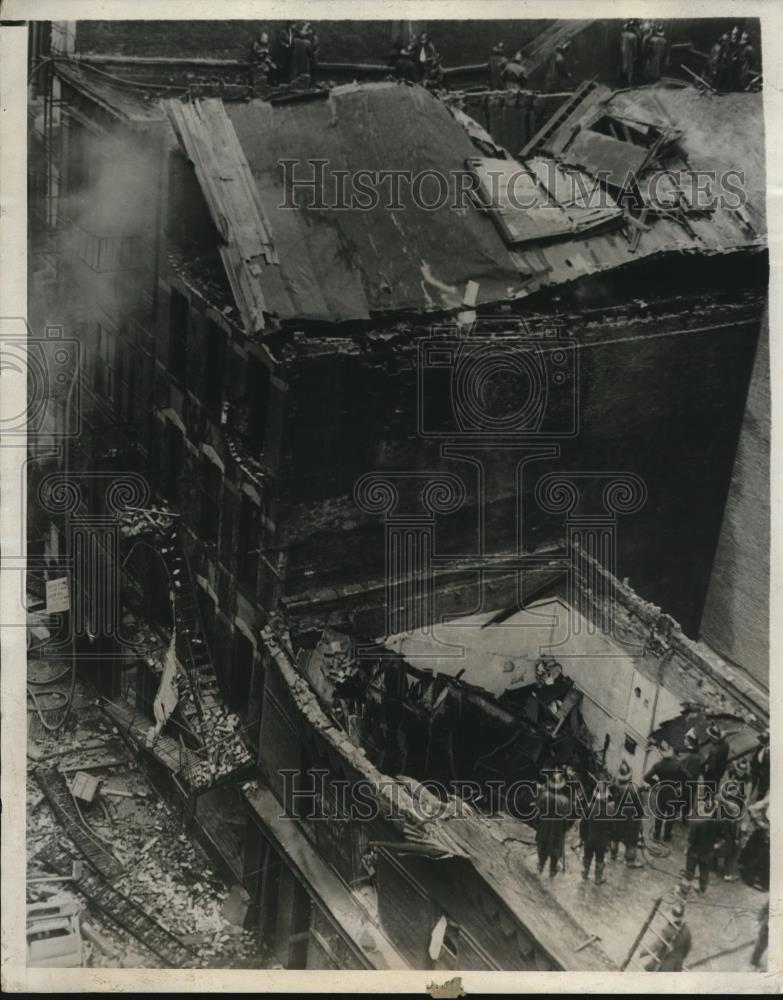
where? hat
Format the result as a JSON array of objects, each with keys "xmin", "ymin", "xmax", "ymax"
[
  {"xmin": 616, "ymin": 760, "xmax": 633, "ymax": 784},
  {"xmin": 492, "ymin": 42, "xmax": 505, "ymax": 53},
  {"xmin": 670, "ymin": 902, "xmax": 685, "ymax": 924},
  {"xmin": 705, "ymin": 723, "xmax": 722, "ymax": 742}
]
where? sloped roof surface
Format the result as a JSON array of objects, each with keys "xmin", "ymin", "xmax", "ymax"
[{"xmin": 224, "ymin": 83, "xmax": 522, "ymax": 322}]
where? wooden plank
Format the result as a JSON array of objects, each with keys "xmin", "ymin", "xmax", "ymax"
[{"xmin": 164, "ymin": 98, "xmax": 273, "ymax": 332}]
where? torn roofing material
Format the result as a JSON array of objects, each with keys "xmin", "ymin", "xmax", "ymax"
[
  {"xmin": 511, "ymin": 86, "xmax": 766, "ymax": 296},
  {"xmin": 165, "ymin": 98, "xmax": 277, "ymax": 333},
  {"xmin": 168, "ymin": 84, "xmax": 522, "ymax": 325}
]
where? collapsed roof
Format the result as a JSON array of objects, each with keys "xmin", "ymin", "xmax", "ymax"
[{"xmin": 160, "ymin": 80, "xmax": 766, "ymax": 332}]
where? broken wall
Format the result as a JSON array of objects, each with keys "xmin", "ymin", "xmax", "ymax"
[{"xmin": 276, "ymin": 297, "xmax": 763, "ymax": 636}]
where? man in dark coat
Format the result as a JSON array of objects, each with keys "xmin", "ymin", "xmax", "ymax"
[
  {"xmin": 547, "ymin": 42, "xmax": 572, "ymax": 92},
  {"xmin": 271, "ymin": 22, "xmax": 295, "ymax": 85},
  {"xmin": 414, "ymin": 31, "xmax": 436, "ymax": 82},
  {"xmin": 620, "ymin": 20, "xmax": 639, "ymax": 87},
  {"xmin": 701, "ymin": 722, "xmax": 730, "ymax": 791},
  {"xmin": 685, "ymin": 800, "xmax": 726, "ymax": 893},
  {"xmin": 708, "ymin": 34, "xmax": 730, "ymax": 89},
  {"xmin": 489, "ymin": 42, "xmax": 508, "ymax": 90},
  {"xmin": 679, "ymin": 731, "xmax": 702, "ymax": 822},
  {"xmin": 644, "ymin": 743, "xmax": 686, "ymax": 843},
  {"xmin": 535, "ymin": 770, "xmax": 572, "ymax": 878},
  {"xmin": 501, "ymin": 51, "xmax": 527, "ymax": 92},
  {"xmin": 394, "ymin": 46, "xmax": 417, "ymax": 83},
  {"xmin": 644, "ymin": 24, "xmax": 668, "ymax": 82},
  {"xmin": 580, "ymin": 781, "xmax": 613, "ymax": 884},
  {"xmin": 720, "ymin": 757, "xmax": 750, "ymax": 881},
  {"xmin": 610, "ymin": 760, "xmax": 644, "ymax": 868},
  {"xmin": 738, "ymin": 32, "xmax": 756, "ymax": 89}
]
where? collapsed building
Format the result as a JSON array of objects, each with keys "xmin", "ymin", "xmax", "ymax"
[{"xmin": 26, "ymin": 21, "xmax": 769, "ymax": 973}]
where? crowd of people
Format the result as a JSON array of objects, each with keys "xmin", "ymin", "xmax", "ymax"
[
  {"xmin": 248, "ymin": 22, "xmax": 758, "ymax": 97},
  {"xmin": 249, "ymin": 21, "xmax": 320, "ymax": 88},
  {"xmin": 390, "ymin": 31, "xmax": 445, "ymax": 90},
  {"xmin": 706, "ymin": 26, "xmax": 757, "ymax": 91},
  {"xmin": 533, "ymin": 723, "xmax": 770, "ymax": 970}
]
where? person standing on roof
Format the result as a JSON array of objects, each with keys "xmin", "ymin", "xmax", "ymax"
[
  {"xmin": 424, "ymin": 52, "xmax": 446, "ymax": 91},
  {"xmin": 637, "ymin": 19, "xmax": 654, "ymax": 77},
  {"xmin": 738, "ymin": 31, "xmax": 757, "ymax": 89},
  {"xmin": 272, "ymin": 21, "xmax": 295, "ymax": 84},
  {"xmin": 535, "ymin": 769, "xmax": 572, "ymax": 878},
  {"xmin": 701, "ymin": 722, "xmax": 730, "ymax": 792},
  {"xmin": 249, "ymin": 32, "xmax": 276, "ymax": 89},
  {"xmin": 288, "ymin": 22, "xmax": 313, "ymax": 87},
  {"xmin": 727, "ymin": 24, "xmax": 742, "ymax": 88},
  {"xmin": 620, "ymin": 21, "xmax": 639, "ymax": 87},
  {"xmin": 708, "ymin": 33, "xmax": 730, "ymax": 90},
  {"xmin": 414, "ymin": 31, "xmax": 436, "ymax": 83},
  {"xmin": 547, "ymin": 42, "xmax": 573, "ymax": 92},
  {"xmin": 609, "ymin": 759, "xmax": 644, "ymax": 868},
  {"xmin": 301, "ymin": 22, "xmax": 320, "ymax": 85},
  {"xmin": 501, "ymin": 50, "xmax": 527, "ymax": 92},
  {"xmin": 644, "ymin": 23, "xmax": 668, "ymax": 83},
  {"xmin": 489, "ymin": 42, "xmax": 508, "ymax": 90},
  {"xmin": 580, "ymin": 781, "xmax": 613, "ymax": 885},
  {"xmin": 394, "ymin": 45, "xmax": 417, "ymax": 83},
  {"xmin": 644, "ymin": 742, "xmax": 685, "ymax": 843}
]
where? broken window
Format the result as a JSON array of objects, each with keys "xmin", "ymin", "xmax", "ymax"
[
  {"xmin": 168, "ymin": 287, "xmax": 188, "ymax": 384},
  {"xmin": 198, "ymin": 454, "xmax": 221, "ymax": 546},
  {"xmin": 204, "ymin": 320, "xmax": 226, "ymax": 416}
]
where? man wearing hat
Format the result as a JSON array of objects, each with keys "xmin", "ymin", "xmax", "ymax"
[
  {"xmin": 720, "ymin": 757, "xmax": 750, "ymax": 881},
  {"xmin": 489, "ymin": 42, "xmax": 508, "ymax": 90},
  {"xmin": 685, "ymin": 798, "xmax": 726, "ymax": 893},
  {"xmin": 644, "ymin": 23, "xmax": 668, "ymax": 82},
  {"xmin": 535, "ymin": 770, "xmax": 572, "ymax": 878},
  {"xmin": 679, "ymin": 731, "xmax": 702, "ymax": 822},
  {"xmin": 609, "ymin": 760, "xmax": 644, "ymax": 868},
  {"xmin": 620, "ymin": 20, "xmax": 639, "ymax": 87},
  {"xmin": 580, "ymin": 781, "xmax": 613, "ymax": 884},
  {"xmin": 701, "ymin": 722, "xmax": 730, "ymax": 791},
  {"xmin": 644, "ymin": 742, "xmax": 686, "ymax": 843}
]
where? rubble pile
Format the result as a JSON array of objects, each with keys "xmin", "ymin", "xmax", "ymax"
[
  {"xmin": 26, "ymin": 677, "xmax": 264, "ymax": 969},
  {"xmin": 116, "ymin": 506, "xmax": 177, "ymax": 539}
]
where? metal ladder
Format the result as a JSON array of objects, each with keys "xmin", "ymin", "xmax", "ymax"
[{"xmin": 519, "ymin": 78, "xmax": 600, "ymax": 158}]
